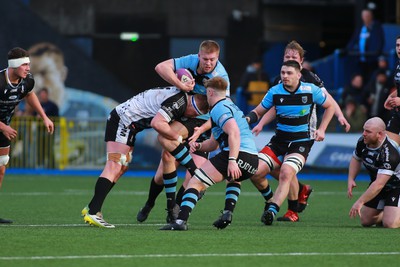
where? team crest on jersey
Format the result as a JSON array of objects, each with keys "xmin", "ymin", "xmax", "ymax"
[
  {"xmin": 173, "ymin": 102, "xmax": 179, "ymax": 109},
  {"xmin": 280, "ymin": 98, "xmax": 284, "ymax": 103},
  {"xmin": 383, "ymin": 163, "xmax": 391, "ymax": 169},
  {"xmin": 302, "ymin": 96, "xmax": 308, "ymax": 103},
  {"xmin": 299, "ymin": 146, "xmax": 305, "ymax": 152}
]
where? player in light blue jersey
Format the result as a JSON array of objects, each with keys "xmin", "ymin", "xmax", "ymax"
[
  {"xmin": 160, "ymin": 77, "xmax": 258, "ymax": 230},
  {"xmin": 137, "ymin": 40, "xmax": 238, "ymax": 224},
  {"xmin": 246, "ymin": 60, "xmax": 335, "ymax": 225}
]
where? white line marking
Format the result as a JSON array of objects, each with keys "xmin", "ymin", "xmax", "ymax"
[
  {"xmin": 0, "ymin": 223, "xmax": 164, "ymax": 227},
  {"xmin": 0, "ymin": 252, "xmax": 399, "ymax": 261}
]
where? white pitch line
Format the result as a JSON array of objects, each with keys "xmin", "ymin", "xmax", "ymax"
[
  {"xmin": 0, "ymin": 252, "xmax": 399, "ymax": 261},
  {"xmin": 0, "ymin": 223, "xmax": 164, "ymax": 227}
]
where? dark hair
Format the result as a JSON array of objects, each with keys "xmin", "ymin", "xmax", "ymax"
[
  {"xmin": 282, "ymin": 60, "xmax": 301, "ymax": 71},
  {"xmin": 8, "ymin": 47, "xmax": 29, "ymax": 60}
]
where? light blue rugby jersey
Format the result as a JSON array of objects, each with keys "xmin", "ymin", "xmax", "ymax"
[
  {"xmin": 174, "ymin": 54, "xmax": 230, "ymax": 120},
  {"xmin": 210, "ymin": 99, "xmax": 258, "ymax": 154},
  {"xmin": 261, "ymin": 81, "xmax": 327, "ymax": 142}
]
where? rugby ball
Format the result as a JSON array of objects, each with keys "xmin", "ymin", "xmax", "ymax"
[{"xmin": 176, "ymin": 68, "xmax": 193, "ymax": 83}]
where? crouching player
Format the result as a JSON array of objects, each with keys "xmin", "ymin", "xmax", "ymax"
[
  {"xmin": 348, "ymin": 117, "xmax": 400, "ymax": 228},
  {"xmin": 160, "ymin": 76, "xmax": 258, "ymax": 230}
]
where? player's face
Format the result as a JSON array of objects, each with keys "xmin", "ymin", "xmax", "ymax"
[
  {"xmin": 283, "ymin": 49, "xmax": 303, "ymax": 65},
  {"xmin": 396, "ymin": 38, "xmax": 400, "ymax": 58},
  {"xmin": 198, "ymin": 51, "xmax": 219, "ymax": 74},
  {"xmin": 15, "ymin": 63, "xmax": 30, "ymax": 79},
  {"xmin": 280, "ymin": 65, "xmax": 301, "ymax": 90},
  {"xmin": 362, "ymin": 124, "xmax": 379, "ymax": 147}
]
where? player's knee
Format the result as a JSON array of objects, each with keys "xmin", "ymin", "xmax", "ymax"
[
  {"xmin": 0, "ymin": 155, "xmax": 10, "ymax": 166},
  {"xmin": 382, "ymin": 220, "xmax": 400, "ymax": 228},
  {"xmin": 107, "ymin": 152, "xmax": 132, "ymax": 166},
  {"xmin": 193, "ymin": 168, "xmax": 215, "ymax": 189},
  {"xmin": 161, "ymin": 150, "xmax": 175, "ymax": 162},
  {"xmin": 282, "ymin": 156, "xmax": 304, "ymax": 175}
]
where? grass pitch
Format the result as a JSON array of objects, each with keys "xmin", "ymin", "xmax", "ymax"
[{"xmin": 0, "ymin": 174, "xmax": 399, "ymax": 267}]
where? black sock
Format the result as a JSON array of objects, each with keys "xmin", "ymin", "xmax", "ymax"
[
  {"xmin": 176, "ymin": 185, "xmax": 186, "ymax": 205},
  {"xmin": 88, "ymin": 177, "xmax": 113, "ymax": 214},
  {"xmin": 146, "ymin": 177, "xmax": 164, "ymax": 207},
  {"xmin": 260, "ymin": 185, "xmax": 273, "ymax": 202},
  {"xmin": 288, "ymin": 199, "xmax": 298, "ymax": 212},
  {"xmin": 298, "ymin": 182, "xmax": 304, "ymax": 195},
  {"xmin": 177, "ymin": 188, "xmax": 199, "ymax": 222},
  {"xmin": 224, "ymin": 183, "xmax": 241, "ymax": 212},
  {"xmin": 170, "ymin": 143, "xmax": 197, "ymax": 176},
  {"xmin": 163, "ymin": 171, "xmax": 178, "ymax": 210}
]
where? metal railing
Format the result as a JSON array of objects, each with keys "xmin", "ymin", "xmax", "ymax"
[{"xmin": 9, "ymin": 116, "xmax": 106, "ymax": 170}]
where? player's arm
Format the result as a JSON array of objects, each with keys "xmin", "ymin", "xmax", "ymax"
[
  {"xmin": 191, "ymin": 134, "xmax": 219, "ymax": 153},
  {"xmin": 155, "ymin": 59, "xmax": 194, "ymax": 92},
  {"xmin": 222, "ymin": 118, "xmax": 242, "ymax": 180},
  {"xmin": 25, "ymin": 91, "xmax": 54, "ymax": 134},
  {"xmin": 315, "ymin": 95, "xmax": 335, "ymax": 141},
  {"xmin": 347, "ymin": 156, "xmax": 361, "ymax": 198},
  {"xmin": 252, "ymin": 107, "xmax": 276, "ymax": 136},
  {"xmin": 349, "ymin": 172, "xmax": 391, "ymax": 218},
  {"xmin": 384, "ymin": 90, "xmax": 398, "ymax": 110},
  {"xmin": 324, "ymin": 89, "xmax": 350, "ymax": 132},
  {"xmin": 0, "ymin": 121, "xmax": 17, "ymax": 140},
  {"xmin": 151, "ymin": 112, "xmax": 182, "ymax": 142},
  {"xmin": 188, "ymin": 119, "xmax": 211, "ymax": 144},
  {"xmin": 246, "ymin": 103, "xmax": 270, "ymax": 125}
]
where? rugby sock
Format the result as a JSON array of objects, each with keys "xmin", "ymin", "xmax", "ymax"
[
  {"xmin": 224, "ymin": 183, "xmax": 241, "ymax": 212},
  {"xmin": 88, "ymin": 177, "xmax": 113, "ymax": 214},
  {"xmin": 170, "ymin": 143, "xmax": 197, "ymax": 176},
  {"xmin": 146, "ymin": 177, "xmax": 164, "ymax": 207},
  {"xmin": 267, "ymin": 202, "xmax": 280, "ymax": 216},
  {"xmin": 260, "ymin": 185, "xmax": 273, "ymax": 202},
  {"xmin": 176, "ymin": 185, "xmax": 186, "ymax": 205},
  {"xmin": 163, "ymin": 171, "xmax": 178, "ymax": 210},
  {"xmin": 177, "ymin": 188, "xmax": 199, "ymax": 222},
  {"xmin": 298, "ymin": 182, "xmax": 304, "ymax": 195},
  {"xmin": 288, "ymin": 199, "xmax": 298, "ymax": 212}
]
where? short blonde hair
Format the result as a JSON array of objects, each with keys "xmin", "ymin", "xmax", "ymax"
[
  {"xmin": 285, "ymin": 40, "xmax": 306, "ymax": 60},
  {"xmin": 199, "ymin": 40, "xmax": 220, "ymax": 54}
]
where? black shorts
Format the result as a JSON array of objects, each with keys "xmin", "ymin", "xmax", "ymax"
[
  {"xmin": 386, "ymin": 112, "xmax": 400, "ymax": 135},
  {"xmin": 364, "ymin": 187, "xmax": 400, "ymax": 210},
  {"xmin": 104, "ymin": 109, "xmax": 137, "ymax": 146},
  {"xmin": 267, "ymin": 136, "xmax": 314, "ymax": 160},
  {"xmin": 175, "ymin": 117, "xmax": 209, "ymax": 142},
  {"xmin": 209, "ymin": 150, "xmax": 258, "ymax": 182},
  {"xmin": 0, "ymin": 132, "xmax": 11, "ymax": 148}
]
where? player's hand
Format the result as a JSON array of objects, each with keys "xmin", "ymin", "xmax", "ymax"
[
  {"xmin": 349, "ymin": 201, "xmax": 362, "ymax": 218},
  {"xmin": 43, "ymin": 117, "xmax": 55, "ymax": 134},
  {"xmin": 1, "ymin": 125, "xmax": 17, "ymax": 140},
  {"xmin": 314, "ymin": 129, "xmax": 325, "ymax": 141},
  {"xmin": 180, "ymin": 79, "xmax": 195, "ymax": 92},
  {"xmin": 227, "ymin": 161, "xmax": 242, "ymax": 181},
  {"xmin": 338, "ymin": 116, "xmax": 351, "ymax": 132},
  {"xmin": 252, "ymin": 124, "xmax": 263, "ymax": 136},
  {"xmin": 189, "ymin": 142, "xmax": 201, "ymax": 153},
  {"xmin": 347, "ymin": 180, "xmax": 357, "ymax": 199},
  {"xmin": 189, "ymin": 126, "xmax": 202, "ymax": 144}
]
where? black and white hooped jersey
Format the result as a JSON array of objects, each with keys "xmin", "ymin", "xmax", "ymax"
[
  {"xmin": 115, "ymin": 86, "xmax": 188, "ymax": 131},
  {"xmin": 354, "ymin": 136, "xmax": 400, "ymax": 189},
  {"xmin": 0, "ymin": 69, "xmax": 34, "ymax": 125}
]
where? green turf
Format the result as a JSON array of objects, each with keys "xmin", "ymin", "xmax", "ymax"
[{"xmin": 0, "ymin": 174, "xmax": 399, "ymax": 267}]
